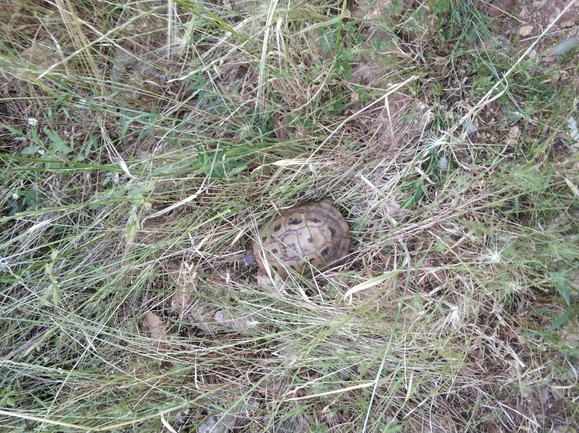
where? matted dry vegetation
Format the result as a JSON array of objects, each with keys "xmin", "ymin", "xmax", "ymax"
[{"xmin": 1, "ymin": 0, "xmax": 579, "ymax": 432}]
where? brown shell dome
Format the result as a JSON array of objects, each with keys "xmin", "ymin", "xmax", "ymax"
[{"xmin": 253, "ymin": 201, "xmax": 350, "ymax": 278}]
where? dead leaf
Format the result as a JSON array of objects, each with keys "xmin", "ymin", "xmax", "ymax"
[
  {"xmin": 143, "ymin": 312, "xmax": 167, "ymax": 341},
  {"xmin": 487, "ymin": 0, "xmax": 517, "ymax": 18},
  {"xmin": 171, "ymin": 289, "xmax": 195, "ymax": 318}
]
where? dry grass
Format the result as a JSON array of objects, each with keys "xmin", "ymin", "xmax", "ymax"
[{"xmin": 1, "ymin": 0, "xmax": 579, "ymax": 432}]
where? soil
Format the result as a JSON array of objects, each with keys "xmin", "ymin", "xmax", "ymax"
[{"xmin": 497, "ymin": 0, "xmax": 579, "ymax": 64}]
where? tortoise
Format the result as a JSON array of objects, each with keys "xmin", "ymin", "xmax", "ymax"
[{"xmin": 245, "ymin": 201, "xmax": 350, "ymax": 278}]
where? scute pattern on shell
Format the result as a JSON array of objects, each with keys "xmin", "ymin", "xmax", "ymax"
[{"xmin": 253, "ymin": 201, "xmax": 350, "ymax": 278}]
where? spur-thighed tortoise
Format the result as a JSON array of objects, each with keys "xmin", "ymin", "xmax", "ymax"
[{"xmin": 246, "ymin": 201, "xmax": 350, "ymax": 278}]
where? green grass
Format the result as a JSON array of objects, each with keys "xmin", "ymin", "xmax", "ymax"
[{"xmin": 1, "ymin": 0, "xmax": 579, "ymax": 431}]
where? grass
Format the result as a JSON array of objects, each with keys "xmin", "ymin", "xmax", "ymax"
[{"xmin": 1, "ymin": 0, "xmax": 579, "ymax": 431}]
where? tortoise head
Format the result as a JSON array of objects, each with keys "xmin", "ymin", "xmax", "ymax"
[{"xmin": 241, "ymin": 253, "xmax": 257, "ymax": 267}]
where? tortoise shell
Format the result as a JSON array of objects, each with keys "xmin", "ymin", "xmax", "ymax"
[{"xmin": 253, "ymin": 201, "xmax": 350, "ymax": 278}]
